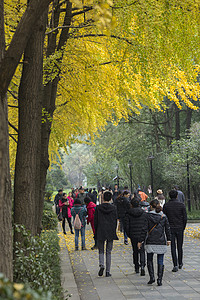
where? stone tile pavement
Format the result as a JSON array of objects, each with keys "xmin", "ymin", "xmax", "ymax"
[{"xmin": 59, "ymin": 223, "xmax": 200, "ymax": 300}]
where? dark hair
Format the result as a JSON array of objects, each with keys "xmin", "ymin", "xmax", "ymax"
[
  {"xmin": 174, "ymin": 185, "xmax": 179, "ymax": 190},
  {"xmin": 74, "ymin": 199, "xmax": 81, "ymax": 205},
  {"xmin": 122, "ymin": 190, "xmax": 129, "ymax": 196},
  {"xmin": 124, "ymin": 185, "xmax": 128, "ymax": 189},
  {"xmin": 89, "ymin": 188, "xmax": 92, "ymax": 193},
  {"xmin": 62, "ymin": 193, "xmax": 67, "ymax": 197},
  {"xmin": 104, "ymin": 191, "xmax": 112, "ymax": 202},
  {"xmin": 150, "ymin": 199, "xmax": 162, "ymax": 213},
  {"xmin": 58, "ymin": 189, "xmax": 63, "ymax": 192},
  {"xmin": 84, "ymin": 196, "xmax": 91, "ymax": 204},
  {"xmin": 169, "ymin": 190, "xmax": 178, "ymax": 199},
  {"xmin": 131, "ymin": 199, "xmax": 140, "ymax": 208}
]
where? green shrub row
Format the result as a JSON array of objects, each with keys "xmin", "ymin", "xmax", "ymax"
[
  {"xmin": 0, "ymin": 273, "xmax": 53, "ymax": 300},
  {"xmin": 42, "ymin": 201, "xmax": 58, "ymax": 230}
]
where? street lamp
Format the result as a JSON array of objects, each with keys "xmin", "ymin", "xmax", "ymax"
[
  {"xmin": 115, "ymin": 164, "xmax": 119, "ymax": 187},
  {"xmin": 147, "ymin": 155, "xmax": 155, "ymax": 197},
  {"xmin": 128, "ymin": 160, "xmax": 133, "ymax": 194},
  {"xmin": 186, "ymin": 154, "xmax": 191, "ymax": 212}
]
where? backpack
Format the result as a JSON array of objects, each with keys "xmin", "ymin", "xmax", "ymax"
[{"xmin": 74, "ymin": 208, "xmax": 82, "ymax": 230}]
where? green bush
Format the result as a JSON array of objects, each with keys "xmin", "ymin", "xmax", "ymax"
[
  {"xmin": 42, "ymin": 201, "xmax": 58, "ymax": 230},
  {"xmin": 187, "ymin": 209, "xmax": 200, "ymax": 220},
  {"xmin": 14, "ymin": 225, "xmax": 63, "ymax": 299},
  {"xmin": 0, "ymin": 273, "xmax": 52, "ymax": 300}
]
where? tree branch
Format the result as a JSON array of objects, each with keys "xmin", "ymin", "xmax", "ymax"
[
  {"xmin": 46, "ymin": 23, "xmax": 93, "ymax": 35},
  {"xmin": 70, "ymin": 34, "xmax": 134, "ymax": 45},
  {"xmin": 8, "ymin": 89, "xmax": 18, "ymax": 100},
  {"xmin": 9, "ymin": 134, "xmax": 18, "ymax": 143},
  {"xmin": 71, "ymin": 6, "xmax": 93, "ymax": 17},
  {"xmin": 8, "ymin": 121, "xmax": 18, "ymax": 133},
  {"xmin": 0, "ymin": 0, "xmax": 53, "ymax": 96}
]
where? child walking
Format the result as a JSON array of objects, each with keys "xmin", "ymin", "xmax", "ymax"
[
  {"xmin": 71, "ymin": 199, "xmax": 87, "ymax": 250},
  {"xmin": 94, "ymin": 191, "xmax": 118, "ymax": 277}
]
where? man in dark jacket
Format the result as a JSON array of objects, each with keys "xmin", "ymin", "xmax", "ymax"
[
  {"xmin": 125, "ymin": 199, "xmax": 147, "ymax": 275},
  {"xmin": 94, "ymin": 191, "xmax": 118, "ymax": 277},
  {"xmin": 116, "ymin": 190, "xmax": 130, "ymax": 245},
  {"xmin": 163, "ymin": 190, "xmax": 187, "ymax": 272},
  {"xmin": 54, "ymin": 189, "xmax": 63, "ymax": 215}
]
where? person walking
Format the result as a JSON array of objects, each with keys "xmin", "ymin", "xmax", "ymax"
[
  {"xmin": 163, "ymin": 189, "xmax": 187, "ymax": 272},
  {"xmin": 77, "ymin": 187, "xmax": 87, "ymax": 206},
  {"xmin": 113, "ymin": 184, "xmax": 120, "ymax": 205},
  {"xmin": 174, "ymin": 185, "xmax": 185, "ymax": 203},
  {"xmin": 94, "ymin": 191, "xmax": 118, "ymax": 277},
  {"xmin": 71, "ymin": 199, "xmax": 87, "ymax": 250},
  {"xmin": 59, "ymin": 193, "xmax": 74, "ymax": 234},
  {"xmin": 84, "ymin": 196, "xmax": 97, "ymax": 250},
  {"xmin": 124, "ymin": 199, "xmax": 147, "ymax": 275},
  {"xmin": 116, "ymin": 190, "xmax": 130, "ymax": 245},
  {"xmin": 138, "ymin": 188, "xmax": 148, "ymax": 202},
  {"xmin": 138, "ymin": 199, "xmax": 171, "ymax": 286},
  {"xmin": 155, "ymin": 189, "xmax": 165, "ymax": 207},
  {"xmin": 54, "ymin": 189, "xmax": 63, "ymax": 215}
]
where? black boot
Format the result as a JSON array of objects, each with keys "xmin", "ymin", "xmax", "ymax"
[
  {"xmin": 157, "ymin": 264, "xmax": 164, "ymax": 286},
  {"xmin": 140, "ymin": 266, "xmax": 145, "ymax": 276},
  {"xmin": 147, "ymin": 262, "xmax": 155, "ymax": 284}
]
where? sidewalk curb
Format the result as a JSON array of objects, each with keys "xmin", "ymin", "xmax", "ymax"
[{"xmin": 59, "ymin": 224, "xmax": 81, "ymax": 300}]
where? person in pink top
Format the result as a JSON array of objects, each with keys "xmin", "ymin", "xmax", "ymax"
[
  {"xmin": 84, "ymin": 196, "xmax": 97, "ymax": 250},
  {"xmin": 59, "ymin": 193, "xmax": 74, "ymax": 234}
]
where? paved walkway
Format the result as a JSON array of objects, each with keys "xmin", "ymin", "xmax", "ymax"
[{"xmin": 59, "ymin": 223, "xmax": 200, "ymax": 300}]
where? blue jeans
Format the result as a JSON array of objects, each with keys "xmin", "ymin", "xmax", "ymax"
[
  {"xmin": 75, "ymin": 226, "xmax": 85, "ymax": 248},
  {"xmin": 147, "ymin": 253, "xmax": 164, "ymax": 265}
]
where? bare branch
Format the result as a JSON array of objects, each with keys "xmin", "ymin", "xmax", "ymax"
[
  {"xmin": 46, "ymin": 23, "xmax": 93, "ymax": 35},
  {"xmin": 8, "ymin": 89, "xmax": 18, "ymax": 100},
  {"xmin": 8, "ymin": 121, "xmax": 18, "ymax": 133},
  {"xmin": 9, "ymin": 134, "xmax": 18, "ymax": 143},
  {"xmin": 71, "ymin": 6, "xmax": 93, "ymax": 17},
  {"xmin": 70, "ymin": 33, "xmax": 134, "ymax": 45}
]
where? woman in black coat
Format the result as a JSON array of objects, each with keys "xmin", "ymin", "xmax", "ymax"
[
  {"xmin": 125, "ymin": 199, "xmax": 147, "ymax": 275},
  {"xmin": 116, "ymin": 191, "xmax": 130, "ymax": 245},
  {"xmin": 138, "ymin": 199, "xmax": 171, "ymax": 286}
]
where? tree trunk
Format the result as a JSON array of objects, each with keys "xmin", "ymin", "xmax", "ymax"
[
  {"xmin": 37, "ymin": 0, "xmax": 72, "ymax": 232},
  {"xmin": 0, "ymin": 0, "xmax": 53, "ymax": 96},
  {"xmin": 175, "ymin": 104, "xmax": 180, "ymax": 140},
  {"xmin": 186, "ymin": 107, "xmax": 192, "ymax": 131},
  {"xmin": 0, "ymin": 0, "xmax": 13, "ymax": 280},
  {"xmin": 14, "ymin": 11, "xmax": 47, "ymax": 237}
]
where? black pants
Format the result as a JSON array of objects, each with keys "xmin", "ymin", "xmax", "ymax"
[
  {"xmin": 171, "ymin": 229, "xmax": 184, "ymax": 267},
  {"xmin": 131, "ymin": 238, "xmax": 145, "ymax": 269},
  {"xmin": 62, "ymin": 217, "xmax": 72, "ymax": 232}
]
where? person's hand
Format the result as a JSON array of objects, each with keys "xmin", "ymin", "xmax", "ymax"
[
  {"xmin": 138, "ymin": 242, "xmax": 142, "ymax": 250},
  {"xmin": 167, "ymin": 241, "xmax": 171, "ymax": 246}
]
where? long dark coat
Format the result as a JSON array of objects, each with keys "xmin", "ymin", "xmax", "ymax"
[{"xmin": 94, "ymin": 203, "xmax": 118, "ymax": 241}]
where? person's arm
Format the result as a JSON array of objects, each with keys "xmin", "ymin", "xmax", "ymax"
[
  {"xmin": 164, "ymin": 215, "xmax": 171, "ymax": 243},
  {"xmin": 94, "ymin": 206, "xmax": 98, "ymax": 238},
  {"xmin": 182, "ymin": 204, "xmax": 187, "ymax": 230},
  {"xmin": 124, "ymin": 213, "xmax": 130, "ymax": 238},
  {"xmin": 59, "ymin": 199, "xmax": 66, "ymax": 208},
  {"xmin": 138, "ymin": 215, "xmax": 148, "ymax": 248}
]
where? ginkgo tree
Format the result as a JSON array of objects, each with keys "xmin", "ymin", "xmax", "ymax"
[{"xmin": 2, "ymin": 0, "xmax": 200, "ymax": 279}]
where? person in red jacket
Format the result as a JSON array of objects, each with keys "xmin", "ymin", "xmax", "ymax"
[
  {"xmin": 84, "ymin": 196, "xmax": 97, "ymax": 250},
  {"xmin": 59, "ymin": 193, "xmax": 74, "ymax": 234}
]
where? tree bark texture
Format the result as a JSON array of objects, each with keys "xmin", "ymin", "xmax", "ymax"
[
  {"xmin": 14, "ymin": 11, "xmax": 47, "ymax": 236},
  {"xmin": 0, "ymin": 0, "xmax": 13, "ymax": 280},
  {"xmin": 0, "ymin": 0, "xmax": 53, "ymax": 96},
  {"xmin": 38, "ymin": 0, "xmax": 72, "ymax": 233}
]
